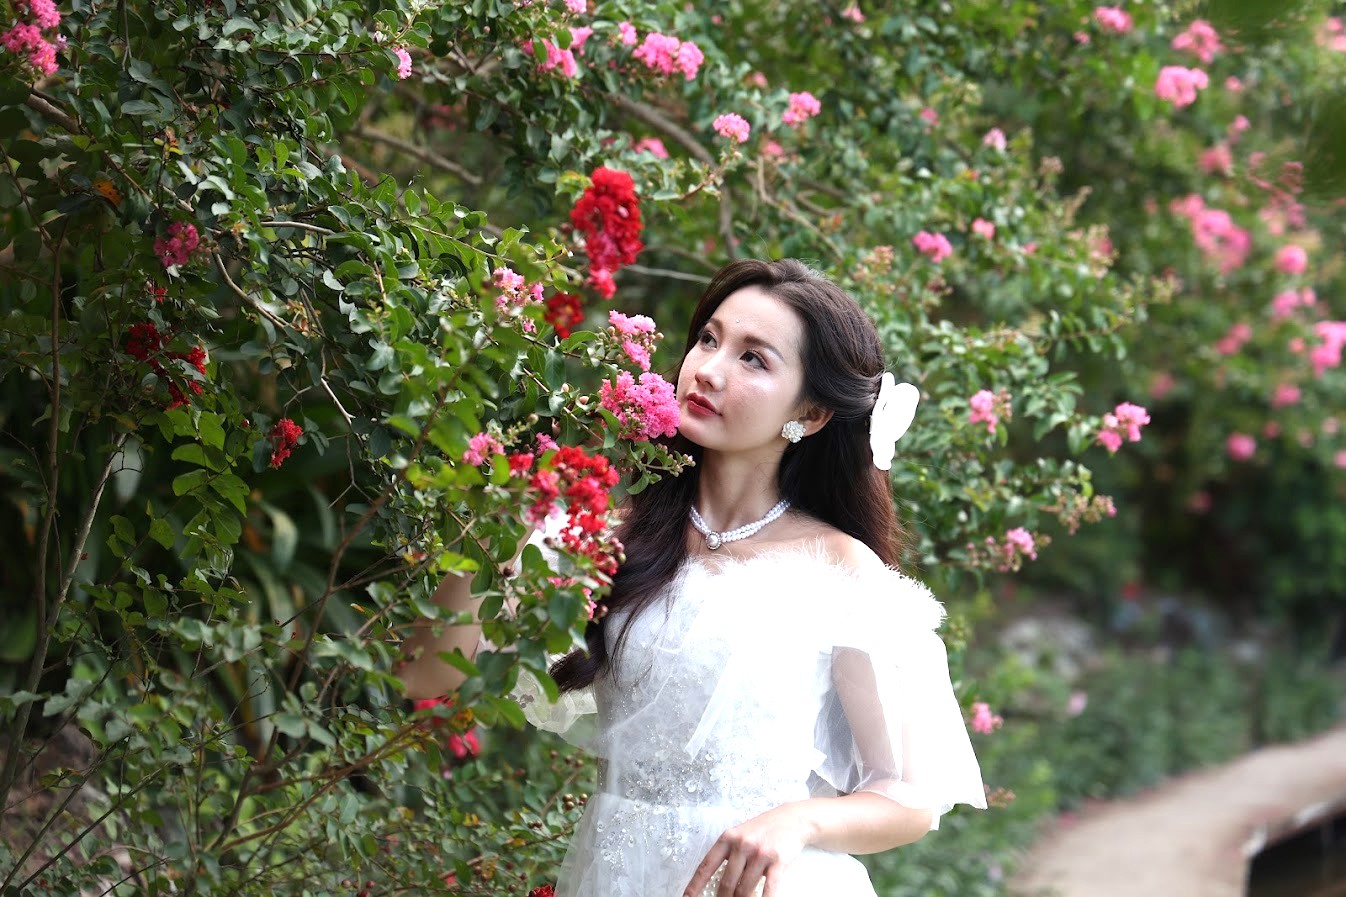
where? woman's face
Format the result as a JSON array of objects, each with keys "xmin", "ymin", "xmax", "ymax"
[{"xmin": 676, "ymin": 285, "xmax": 815, "ymax": 456}]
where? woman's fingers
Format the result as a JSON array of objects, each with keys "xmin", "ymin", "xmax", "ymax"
[
  {"xmin": 714, "ymin": 848, "xmax": 750, "ymax": 897},
  {"xmin": 683, "ymin": 841, "xmax": 729, "ymax": 897}
]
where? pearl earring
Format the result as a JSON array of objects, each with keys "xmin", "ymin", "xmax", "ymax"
[{"xmin": 781, "ymin": 420, "xmax": 806, "ymax": 443}]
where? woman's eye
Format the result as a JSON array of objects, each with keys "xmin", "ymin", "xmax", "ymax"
[
  {"xmin": 743, "ymin": 352, "xmax": 764, "ymax": 368},
  {"xmin": 698, "ymin": 331, "xmax": 715, "ymax": 346}
]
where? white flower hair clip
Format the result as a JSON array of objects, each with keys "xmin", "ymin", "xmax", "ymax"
[{"xmin": 868, "ymin": 371, "xmax": 920, "ymax": 471}]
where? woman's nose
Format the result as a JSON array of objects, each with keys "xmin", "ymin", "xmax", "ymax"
[{"xmin": 693, "ymin": 354, "xmax": 725, "ymax": 391}]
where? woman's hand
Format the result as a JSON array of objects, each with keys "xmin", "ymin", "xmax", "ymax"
[{"xmin": 682, "ymin": 801, "xmax": 817, "ymax": 897}]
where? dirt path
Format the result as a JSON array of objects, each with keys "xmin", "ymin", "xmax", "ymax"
[{"xmin": 1010, "ymin": 724, "xmax": 1346, "ymax": 897}]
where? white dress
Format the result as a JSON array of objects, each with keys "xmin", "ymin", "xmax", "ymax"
[{"xmin": 512, "ymin": 542, "xmax": 988, "ymax": 897}]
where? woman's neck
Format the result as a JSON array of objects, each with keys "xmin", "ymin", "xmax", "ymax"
[{"xmin": 693, "ymin": 449, "xmax": 785, "ymax": 533}]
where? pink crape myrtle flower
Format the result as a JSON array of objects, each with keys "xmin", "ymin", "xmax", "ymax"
[
  {"xmin": 1335, "ymin": 451, "xmax": 1346, "ymax": 470},
  {"xmin": 1097, "ymin": 402, "xmax": 1150, "ymax": 453},
  {"xmin": 23, "ymin": 0, "xmax": 62, "ymax": 29},
  {"xmin": 599, "ymin": 371, "xmax": 680, "ymax": 441},
  {"xmin": 1309, "ymin": 321, "xmax": 1346, "ymax": 377},
  {"xmin": 632, "ymin": 136, "xmax": 669, "ymax": 158},
  {"xmin": 1155, "ymin": 66, "xmax": 1209, "ymax": 108},
  {"xmin": 1172, "ymin": 19, "xmax": 1222, "ymax": 64},
  {"xmin": 392, "ymin": 46, "xmax": 412, "ymax": 79},
  {"xmin": 1320, "ymin": 17, "xmax": 1346, "ymax": 52},
  {"xmin": 1215, "ymin": 321, "xmax": 1251, "ymax": 356},
  {"xmin": 1274, "ymin": 244, "xmax": 1308, "ymax": 275},
  {"xmin": 983, "ymin": 127, "xmax": 1007, "ymax": 151},
  {"xmin": 712, "ymin": 113, "xmax": 751, "ymax": 144},
  {"xmin": 616, "ymin": 22, "xmax": 637, "ymax": 45},
  {"xmin": 970, "ymin": 702, "xmax": 1004, "ymax": 734},
  {"xmin": 841, "ymin": 5, "xmax": 865, "ymax": 22},
  {"xmin": 1093, "ymin": 6, "xmax": 1133, "ymax": 34},
  {"xmin": 968, "ymin": 389, "xmax": 1001, "ymax": 434},
  {"xmin": 1191, "ymin": 208, "xmax": 1251, "ymax": 273},
  {"xmin": 1271, "ymin": 383, "xmax": 1301, "ymax": 408},
  {"xmin": 154, "ymin": 221, "xmax": 201, "ymax": 269},
  {"xmin": 609, "ymin": 309, "xmax": 658, "ymax": 371},
  {"xmin": 1005, "ymin": 527, "xmax": 1037, "ymax": 561},
  {"xmin": 1199, "ymin": 144, "xmax": 1233, "ymax": 176},
  {"xmin": 463, "ymin": 432, "xmax": 505, "ymax": 466},
  {"xmin": 1, "ymin": 20, "xmax": 58, "ymax": 75},
  {"xmin": 1226, "ymin": 433, "xmax": 1256, "ymax": 461},
  {"xmin": 565, "ymin": 0, "xmax": 587, "ymax": 12},
  {"xmin": 569, "ymin": 26, "xmax": 594, "ymax": 53},
  {"xmin": 912, "ymin": 230, "xmax": 953, "ymax": 263},
  {"xmin": 538, "ymin": 39, "xmax": 579, "ymax": 77},
  {"xmin": 972, "ymin": 218, "xmax": 996, "ymax": 240},
  {"xmin": 1270, "ymin": 288, "xmax": 1315, "ymax": 320},
  {"xmin": 632, "ymin": 32, "xmax": 703, "ymax": 80},
  {"xmin": 782, "ymin": 91, "xmax": 821, "ymax": 126}
]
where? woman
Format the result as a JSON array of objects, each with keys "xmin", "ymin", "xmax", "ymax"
[{"xmin": 401, "ymin": 259, "xmax": 987, "ymax": 897}]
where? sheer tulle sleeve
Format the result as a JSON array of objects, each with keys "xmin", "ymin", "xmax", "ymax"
[
  {"xmin": 810, "ymin": 565, "xmax": 988, "ymax": 831},
  {"xmin": 492, "ymin": 514, "xmax": 599, "ymax": 747}
]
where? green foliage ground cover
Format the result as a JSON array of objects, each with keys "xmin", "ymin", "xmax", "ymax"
[{"xmin": 1, "ymin": 0, "xmax": 1343, "ymax": 894}]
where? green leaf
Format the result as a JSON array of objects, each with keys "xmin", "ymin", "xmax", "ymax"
[
  {"xmin": 209, "ymin": 474, "xmax": 249, "ymax": 514},
  {"xmin": 149, "ymin": 517, "xmax": 176, "ymax": 550},
  {"xmin": 273, "ymin": 713, "xmax": 307, "ymax": 738},
  {"xmin": 198, "ymin": 413, "xmax": 226, "ymax": 450},
  {"xmin": 172, "ymin": 469, "xmax": 209, "ymax": 496}
]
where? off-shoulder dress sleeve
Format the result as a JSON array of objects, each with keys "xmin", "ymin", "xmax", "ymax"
[
  {"xmin": 489, "ymin": 514, "xmax": 599, "ymax": 746},
  {"xmin": 810, "ymin": 563, "xmax": 988, "ymax": 831}
]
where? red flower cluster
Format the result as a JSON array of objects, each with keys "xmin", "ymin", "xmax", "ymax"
[
  {"xmin": 521, "ymin": 445, "xmax": 622, "ymax": 575},
  {"xmin": 528, "ymin": 886, "xmax": 556, "ymax": 897},
  {"xmin": 124, "ymin": 322, "xmax": 208, "ymax": 409},
  {"xmin": 569, "ymin": 168, "xmax": 644, "ymax": 299},
  {"xmin": 268, "ymin": 418, "xmax": 303, "ymax": 468},
  {"xmin": 545, "ymin": 292, "xmax": 585, "ymax": 339},
  {"xmin": 412, "ymin": 696, "xmax": 482, "ymax": 768}
]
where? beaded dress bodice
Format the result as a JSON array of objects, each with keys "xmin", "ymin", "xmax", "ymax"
[{"xmin": 534, "ymin": 547, "xmax": 988, "ymax": 897}]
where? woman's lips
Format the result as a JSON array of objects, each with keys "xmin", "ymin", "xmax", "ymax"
[{"xmin": 687, "ymin": 394, "xmax": 719, "ymax": 416}]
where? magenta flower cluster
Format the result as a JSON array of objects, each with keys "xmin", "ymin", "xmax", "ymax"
[
  {"xmin": 782, "ymin": 91, "xmax": 821, "ymax": 127},
  {"xmin": 493, "ymin": 266, "xmax": 545, "ymax": 332},
  {"xmin": 968, "ymin": 389, "xmax": 1011, "ymax": 435},
  {"xmin": 2, "ymin": 0, "xmax": 62, "ymax": 75},
  {"xmin": 392, "ymin": 46, "xmax": 412, "ymax": 79},
  {"xmin": 1093, "ymin": 6, "xmax": 1133, "ymax": 34},
  {"xmin": 598, "ymin": 371, "xmax": 680, "ymax": 441},
  {"xmin": 712, "ymin": 113, "xmax": 751, "ymax": 144},
  {"xmin": 970, "ymin": 701, "xmax": 1004, "ymax": 735},
  {"xmin": 154, "ymin": 222, "xmax": 201, "ymax": 269},
  {"xmin": 609, "ymin": 310, "xmax": 658, "ymax": 371},
  {"xmin": 912, "ymin": 230, "xmax": 952, "ymax": 263},
  {"xmin": 632, "ymin": 31, "xmax": 704, "ymax": 81},
  {"xmin": 1097, "ymin": 402, "xmax": 1150, "ymax": 453},
  {"xmin": 1155, "ymin": 65, "xmax": 1210, "ymax": 108}
]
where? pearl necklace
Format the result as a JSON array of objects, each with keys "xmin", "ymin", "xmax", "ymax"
[{"xmin": 689, "ymin": 499, "xmax": 791, "ymax": 550}]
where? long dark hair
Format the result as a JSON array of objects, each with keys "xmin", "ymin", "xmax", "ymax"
[{"xmin": 551, "ymin": 259, "xmax": 902, "ymax": 691}]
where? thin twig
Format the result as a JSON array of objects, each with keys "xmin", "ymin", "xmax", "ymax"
[
  {"xmin": 212, "ymin": 253, "xmax": 289, "ymax": 329},
  {"xmin": 260, "ymin": 220, "xmax": 336, "ymax": 236}
]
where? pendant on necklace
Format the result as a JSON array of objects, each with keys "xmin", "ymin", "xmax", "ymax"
[{"xmin": 705, "ymin": 532, "xmax": 722, "ymax": 550}]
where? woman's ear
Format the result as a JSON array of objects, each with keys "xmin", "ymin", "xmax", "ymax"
[{"xmin": 797, "ymin": 403, "xmax": 834, "ymax": 437}]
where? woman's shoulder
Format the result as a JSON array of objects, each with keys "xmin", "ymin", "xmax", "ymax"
[{"xmin": 769, "ymin": 513, "xmax": 887, "ymax": 575}]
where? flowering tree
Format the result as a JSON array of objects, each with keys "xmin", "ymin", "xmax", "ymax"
[{"xmin": 1, "ymin": 0, "xmax": 1342, "ymax": 895}]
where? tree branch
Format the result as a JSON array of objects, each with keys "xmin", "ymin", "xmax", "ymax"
[
  {"xmin": 351, "ymin": 126, "xmax": 482, "ymax": 186},
  {"xmin": 24, "ymin": 92, "xmax": 77, "ymax": 132}
]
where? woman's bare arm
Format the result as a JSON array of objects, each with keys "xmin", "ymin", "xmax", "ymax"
[{"xmin": 397, "ymin": 531, "xmax": 535, "ymax": 701}]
